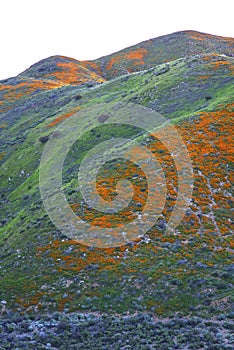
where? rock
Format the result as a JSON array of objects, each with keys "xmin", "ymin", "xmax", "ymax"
[
  {"xmin": 177, "ymin": 259, "xmax": 188, "ymax": 265},
  {"xmin": 196, "ymin": 262, "xmax": 208, "ymax": 269},
  {"xmin": 158, "ymin": 218, "xmax": 166, "ymax": 230},
  {"xmin": 39, "ymin": 331, "xmax": 47, "ymax": 339}
]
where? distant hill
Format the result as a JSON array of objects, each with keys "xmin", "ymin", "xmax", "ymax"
[
  {"xmin": 18, "ymin": 30, "xmax": 234, "ymax": 82},
  {"xmin": 18, "ymin": 55, "xmax": 105, "ymax": 85}
]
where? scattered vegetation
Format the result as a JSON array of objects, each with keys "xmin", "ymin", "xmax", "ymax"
[{"xmin": 0, "ymin": 29, "xmax": 233, "ymax": 348}]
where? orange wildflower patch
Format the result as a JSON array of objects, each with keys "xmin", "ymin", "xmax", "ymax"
[
  {"xmin": 34, "ymin": 103, "xmax": 233, "ymax": 310},
  {"xmin": 197, "ymin": 75, "xmax": 210, "ymax": 79},
  {"xmin": 37, "ymin": 239, "xmax": 126, "ymax": 273},
  {"xmin": 47, "ymin": 106, "xmax": 81, "ymax": 127},
  {"xmin": 106, "ymin": 48, "xmax": 148, "ymax": 71},
  {"xmin": 0, "ymin": 79, "xmax": 65, "ymax": 103},
  {"xmin": 125, "ymin": 48, "xmax": 148, "ymax": 61},
  {"xmin": 82, "ymin": 60, "xmax": 103, "ymax": 77},
  {"xmin": 200, "ymin": 55, "xmax": 234, "ymax": 74},
  {"xmin": 177, "ymin": 104, "xmax": 233, "ymax": 241},
  {"xmin": 210, "ymin": 60, "xmax": 230, "ymax": 69},
  {"xmin": 45, "ymin": 61, "xmax": 105, "ymax": 85},
  {"xmin": 187, "ymin": 31, "xmax": 234, "ymax": 46},
  {"xmin": 187, "ymin": 31, "xmax": 207, "ymax": 41},
  {"xmin": 201, "ymin": 54, "xmax": 220, "ymax": 61}
]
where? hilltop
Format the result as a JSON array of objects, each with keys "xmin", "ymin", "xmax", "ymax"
[{"xmin": 18, "ymin": 30, "xmax": 234, "ymax": 82}]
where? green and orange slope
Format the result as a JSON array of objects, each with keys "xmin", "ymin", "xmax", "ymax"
[{"xmin": 0, "ymin": 31, "xmax": 233, "ymax": 317}]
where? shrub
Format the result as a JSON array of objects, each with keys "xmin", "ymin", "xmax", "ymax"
[
  {"xmin": 98, "ymin": 114, "xmax": 110, "ymax": 123},
  {"xmin": 39, "ymin": 135, "xmax": 49, "ymax": 143},
  {"xmin": 73, "ymin": 94, "xmax": 82, "ymax": 100}
]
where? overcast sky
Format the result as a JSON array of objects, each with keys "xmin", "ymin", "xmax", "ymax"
[{"xmin": 0, "ymin": 0, "xmax": 233, "ymax": 80}]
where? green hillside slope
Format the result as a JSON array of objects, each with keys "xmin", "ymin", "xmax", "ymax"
[{"xmin": 0, "ymin": 31, "xmax": 233, "ymax": 321}]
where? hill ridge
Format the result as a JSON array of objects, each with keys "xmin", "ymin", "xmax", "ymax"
[{"xmin": 12, "ymin": 30, "xmax": 233, "ymax": 85}]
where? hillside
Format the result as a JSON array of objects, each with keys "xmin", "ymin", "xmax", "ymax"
[
  {"xmin": 0, "ymin": 30, "xmax": 233, "ymax": 348},
  {"xmin": 18, "ymin": 30, "xmax": 234, "ymax": 83}
]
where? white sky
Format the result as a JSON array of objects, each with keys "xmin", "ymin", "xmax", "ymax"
[{"xmin": 0, "ymin": 0, "xmax": 233, "ymax": 80}]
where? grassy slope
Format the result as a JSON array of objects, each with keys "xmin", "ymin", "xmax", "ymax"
[{"xmin": 0, "ymin": 32, "xmax": 233, "ymax": 317}]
